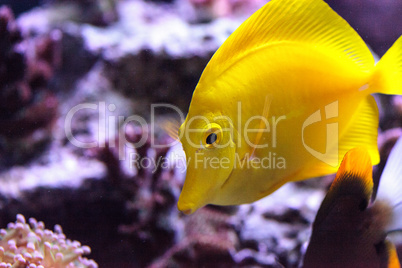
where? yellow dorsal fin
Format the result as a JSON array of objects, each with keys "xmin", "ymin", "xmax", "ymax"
[
  {"xmin": 160, "ymin": 119, "xmax": 181, "ymax": 141},
  {"xmin": 202, "ymin": 0, "xmax": 374, "ymax": 81},
  {"xmin": 249, "ymin": 95, "xmax": 272, "ymax": 159}
]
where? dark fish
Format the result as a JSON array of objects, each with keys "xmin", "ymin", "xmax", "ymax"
[{"xmin": 302, "ymin": 138, "xmax": 402, "ymax": 268}]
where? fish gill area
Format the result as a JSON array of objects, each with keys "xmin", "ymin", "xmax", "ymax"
[{"xmin": 0, "ymin": 0, "xmax": 401, "ymax": 267}]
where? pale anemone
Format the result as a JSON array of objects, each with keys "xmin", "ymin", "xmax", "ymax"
[{"xmin": 0, "ymin": 214, "xmax": 97, "ymax": 268}]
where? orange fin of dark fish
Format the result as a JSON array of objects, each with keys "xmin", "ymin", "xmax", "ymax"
[
  {"xmin": 303, "ymin": 148, "xmax": 383, "ymax": 268},
  {"xmin": 331, "ymin": 147, "xmax": 373, "ymax": 198},
  {"xmin": 160, "ymin": 119, "xmax": 181, "ymax": 141},
  {"xmin": 311, "ymin": 147, "xmax": 374, "ymax": 228},
  {"xmin": 385, "ymin": 240, "xmax": 401, "ymax": 268},
  {"xmin": 249, "ymin": 95, "xmax": 272, "ymax": 159}
]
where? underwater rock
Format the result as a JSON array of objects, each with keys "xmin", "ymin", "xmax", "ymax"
[
  {"xmin": 81, "ymin": 0, "xmax": 247, "ymax": 112},
  {"xmin": 16, "ymin": 0, "xmax": 250, "ymax": 112},
  {"xmin": 1, "ymin": 0, "xmax": 41, "ymax": 16},
  {"xmin": 50, "ymin": 0, "xmax": 118, "ymax": 27},
  {"xmin": 16, "ymin": 0, "xmax": 118, "ymax": 27},
  {"xmin": 235, "ymin": 182, "xmax": 326, "ymax": 267},
  {"xmin": 104, "ymin": 51, "xmax": 211, "ymax": 114},
  {"xmin": 51, "ymin": 32, "xmax": 98, "ymax": 93}
]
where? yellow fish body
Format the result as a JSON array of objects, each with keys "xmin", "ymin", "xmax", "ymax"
[{"xmin": 177, "ymin": 0, "xmax": 402, "ymax": 214}]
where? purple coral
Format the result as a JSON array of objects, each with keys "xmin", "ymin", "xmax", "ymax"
[{"xmin": 0, "ymin": 6, "xmax": 59, "ymax": 167}]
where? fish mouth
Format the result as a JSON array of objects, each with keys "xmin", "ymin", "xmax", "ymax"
[
  {"xmin": 177, "ymin": 200, "xmax": 196, "ymax": 215},
  {"xmin": 177, "ymin": 172, "xmax": 233, "ymax": 213},
  {"xmin": 178, "ymin": 206, "xmax": 193, "ymax": 215},
  {"xmin": 177, "ymin": 185, "xmax": 208, "ymax": 214},
  {"xmin": 177, "ymin": 150, "xmax": 236, "ymax": 212}
]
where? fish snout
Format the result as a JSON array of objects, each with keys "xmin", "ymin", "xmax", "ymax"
[{"xmin": 177, "ymin": 199, "xmax": 197, "ymax": 215}]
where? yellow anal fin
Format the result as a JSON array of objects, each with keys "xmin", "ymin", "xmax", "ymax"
[
  {"xmin": 336, "ymin": 95, "xmax": 380, "ymax": 165},
  {"xmin": 291, "ymin": 95, "xmax": 379, "ymax": 182}
]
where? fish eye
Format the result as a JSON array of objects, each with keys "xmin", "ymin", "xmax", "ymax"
[
  {"xmin": 206, "ymin": 133, "xmax": 217, "ymax": 145},
  {"xmin": 203, "ymin": 125, "xmax": 222, "ymax": 148}
]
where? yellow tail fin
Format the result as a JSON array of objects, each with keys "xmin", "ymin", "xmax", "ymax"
[{"xmin": 372, "ymin": 36, "xmax": 402, "ymax": 95}]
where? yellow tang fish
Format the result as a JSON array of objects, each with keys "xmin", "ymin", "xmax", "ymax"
[
  {"xmin": 302, "ymin": 137, "xmax": 402, "ymax": 268},
  {"xmin": 176, "ymin": 0, "xmax": 402, "ymax": 214}
]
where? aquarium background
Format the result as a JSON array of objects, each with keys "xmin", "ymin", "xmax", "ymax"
[{"xmin": 0, "ymin": 0, "xmax": 401, "ymax": 267}]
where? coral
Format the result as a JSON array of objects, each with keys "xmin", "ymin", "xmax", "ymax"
[
  {"xmin": 185, "ymin": 0, "xmax": 266, "ymax": 23},
  {"xmin": 114, "ymin": 126, "xmax": 180, "ymax": 266},
  {"xmin": 87, "ymin": 122, "xmax": 181, "ymax": 265},
  {"xmin": 0, "ymin": 214, "xmax": 97, "ymax": 268},
  {"xmin": 0, "ymin": 6, "xmax": 59, "ymax": 167},
  {"xmin": 149, "ymin": 206, "xmax": 239, "ymax": 267}
]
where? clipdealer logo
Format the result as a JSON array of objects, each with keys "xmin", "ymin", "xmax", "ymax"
[{"xmin": 64, "ymin": 101, "xmax": 339, "ymax": 168}]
